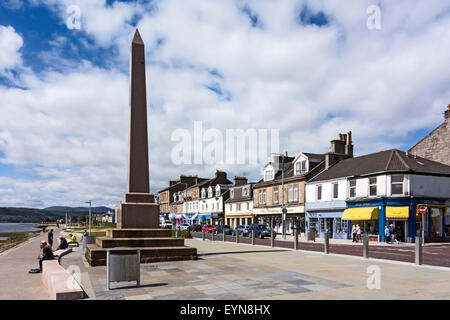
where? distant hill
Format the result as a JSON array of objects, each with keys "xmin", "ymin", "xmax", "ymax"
[{"xmin": 0, "ymin": 206, "xmax": 112, "ymax": 223}]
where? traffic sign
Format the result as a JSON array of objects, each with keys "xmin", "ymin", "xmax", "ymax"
[{"xmin": 419, "ymin": 206, "xmax": 427, "ymax": 214}]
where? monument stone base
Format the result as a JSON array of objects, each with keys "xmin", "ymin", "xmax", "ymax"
[
  {"xmin": 85, "ymin": 228, "xmax": 197, "ymax": 267},
  {"xmin": 117, "ymin": 192, "xmax": 159, "ymax": 229}
]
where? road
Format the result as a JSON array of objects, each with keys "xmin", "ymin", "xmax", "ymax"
[{"xmin": 190, "ymin": 231, "xmax": 450, "ymax": 268}]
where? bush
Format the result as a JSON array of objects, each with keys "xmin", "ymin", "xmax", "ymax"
[{"xmin": 171, "ymin": 230, "xmax": 191, "ymax": 239}]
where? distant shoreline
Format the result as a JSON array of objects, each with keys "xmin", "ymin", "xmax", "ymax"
[{"xmin": 0, "ymin": 231, "xmax": 42, "ymax": 254}]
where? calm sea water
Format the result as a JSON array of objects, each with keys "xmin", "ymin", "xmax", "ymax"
[{"xmin": 0, "ymin": 223, "xmax": 40, "ymax": 233}]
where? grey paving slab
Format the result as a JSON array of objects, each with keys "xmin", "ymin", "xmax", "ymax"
[{"xmin": 56, "ymin": 237, "xmax": 450, "ymax": 300}]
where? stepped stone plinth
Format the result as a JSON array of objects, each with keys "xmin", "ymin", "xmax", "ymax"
[{"xmin": 85, "ymin": 228, "xmax": 197, "ymax": 267}]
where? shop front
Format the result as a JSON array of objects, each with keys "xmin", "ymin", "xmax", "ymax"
[
  {"xmin": 198, "ymin": 214, "xmax": 212, "ymax": 225},
  {"xmin": 182, "ymin": 213, "xmax": 199, "ymax": 225},
  {"xmin": 212, "ymin": 212, "xmax": 224, "ymax": 225},
  {"xmin": 254, "ymin": 205, "xmax": 305, "ymax": 235},
  {"xmin": 345, "ymin": 198, "xmax": 448, "ymax": 243},
  {"xmin": 225, "ymin": 215, "xmax": 253, "ymax": 228},
  {"xmin": 306, "ymin": 210, "xmax": 348, "ymax": 239}
]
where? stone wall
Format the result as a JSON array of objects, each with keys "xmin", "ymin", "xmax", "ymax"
[{"xmin": 409, "ymin": 117, "xmax": 450, "ymax": 166}]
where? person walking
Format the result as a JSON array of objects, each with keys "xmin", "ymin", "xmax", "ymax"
[
  {"xmin": 47, "ymin": 229, "xmax": 53, "ymax": 248},
  {"xmin": 356, "ymin": 224, "xmax": 361, "ymax": 243},
  {"xmin": 352, "ymin": 225, "xmax": 357, "ymax": 243},
  {"xmin": 391, "ymin": 226, "xmax": 399, "ymax": 244},
  {"xmin": 384, "ymin": 225, "xmax": 391, "ymax": 244}
]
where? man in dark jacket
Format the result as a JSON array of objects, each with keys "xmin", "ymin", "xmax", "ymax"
[
  {"xmin": 57, "ymin": 236, "xmax": 68, "ymax": 250},
  {"xmin": 48, "ymin": 229, "xmax": 54, "ymax": 248},
  {"xmin": 38, "ymin": 241, "xmax": 54, "ymax": 272}
]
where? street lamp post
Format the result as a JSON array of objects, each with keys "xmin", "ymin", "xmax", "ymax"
[
  {"xmin": 281, "ymin": 153, "xmax": 286, "ymax": 240},
  {"xmin": 86, "ymin": 200, "xmax": 92, "ymax": 235}
]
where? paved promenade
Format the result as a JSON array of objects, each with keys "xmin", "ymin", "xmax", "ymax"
[
  {"xmin": 61, "ymin": 238, "xmax": 450, "ymax": 300},
  {"xmin": 0, "ymin": 229, "xmax": 59, "ymax": 300}
]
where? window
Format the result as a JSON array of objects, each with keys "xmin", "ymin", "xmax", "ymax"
[
  {"xmin": 264, "ymin": 170, "xmax": 274, "ymax": 181},
  {"xmin": 309, "ymin": 218, "xmax": 318, "ymax": 233},
  {"xmin": 391, "ymin": 175, "xmax": 403, "ymax": 195},
  {"xmin": 246, "ymin": 202, "xmax": 249, "ymax": 210},
  {"xmin": 263, "ymin": 189, "xmax": 266, "ymax": 204},
  {"xmin": 230, "ymin": 189, "xmax": 234, "ymax": 198},
  {"xmin": 208, "ymin": 188, "xmax": 213, "ymax": 198},
  {"xmin": 294, "ymin": 184, "xmax": 298, "ymax": 202},
  {"xmin": 237, "ymin": 203, "xmax": 241, "ymax": 211},
  {"xmin": 335, "ymin": 218, "xmax": 348, "ymax": 234},
  {"xmin": 288, "ymin": 185, "xmax": 293, "ymax": 202},
  {"xmin": 243, "ymin": 187, "xmax": 249, "ymax": 197},
  {"xmin": 201, "ymin": 189, "xmax": 206, "ymax": 199},
  {"xmin": 317, "ymin": 185, "xmax": 322, "ymax": 201},
  {"xmin": 349, "ymin": 180, "xmax": 356, "ymax": 198},
  {"xmin": 295, "ymin": 160, "xmax": 307, "ymax": 175},
  {"xmin": 229, "ymin": 204, "xmax": 232, "ymax": 211},
  {"xmin": 215, "ymin": 186, "xmax": 221, "ymax": 197},
  {"xmin": 274, "ymin": 187, "xmax": 279, "ymax": 203},
  {"xmin": 369, "ymin": 177, "xmax": 377, "ymax": 196},
  {"xmin": 332, "ymin": 182, "xmax": 339, "ymax": 199}
]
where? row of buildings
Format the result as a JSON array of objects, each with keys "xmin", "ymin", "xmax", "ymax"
[{"xmin": 158, "ymin": 106, "xmax": 450, "ymax": 243}]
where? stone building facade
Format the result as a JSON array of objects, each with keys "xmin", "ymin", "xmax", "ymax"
[{"xmin": 409, "ymin": 105, "xmax": 450, "ymax": 166}]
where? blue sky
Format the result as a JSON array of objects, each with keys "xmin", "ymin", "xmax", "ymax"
[{"xmin": 0, "ymin": 0, "xmax": 449, "ymax": 208}]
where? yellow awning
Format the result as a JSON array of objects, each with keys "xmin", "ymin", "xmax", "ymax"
[
  {"xmin": 342, "ymin": 207, "xmax": 379, "ymax": 220},
  {"xmin": 386, "ymin": 206, "xmax": 409, "ymax": 219}
]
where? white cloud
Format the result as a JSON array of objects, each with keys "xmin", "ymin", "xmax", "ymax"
[
  {"xmin": 0, "ymin": 25, "xmax": 23, "ymax": 72},
  {"xmin": 1, "ymin": 0, "xmax": 450, "ymax": 207}
]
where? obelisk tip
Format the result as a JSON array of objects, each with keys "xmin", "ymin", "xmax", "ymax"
[{"xmin": 132, "ymin": 29, "xmax": 144, "ymax": 45}]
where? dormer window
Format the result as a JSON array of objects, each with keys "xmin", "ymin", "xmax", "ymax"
[
  {"xmin": 242, "ymin": 187, "xmax": 249, "ymax": 197},
  {"xmin": 264, "ymin": 170, "xmax": 274, "ymax": 181},
  {"xmin": 295, "ymin": 160, "xmax": 307, "ymax": 175},
  {"xmin": 215, "ymin": 185, "xmax": 221, "ymax": 197},
  {"xmin": 230, "ymin": 189, "xmax": 234, "ymax": 198},
  {"xmin": 208, "ymin": 187, "xmax": 213, "ymax": 198},
  {"xmin": 173, "ymin": 193, "xmax": 177, "ymax": 202},
  {"xmin": 201, "ymin": 188, "xmax": 206, "ymax": 199}
]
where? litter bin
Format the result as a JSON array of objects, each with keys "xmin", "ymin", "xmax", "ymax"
[{"xmin": 106, "ymin": 248, "xmax": 140, "ymax": 290}]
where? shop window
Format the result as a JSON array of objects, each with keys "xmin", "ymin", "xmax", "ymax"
[
  {"xmin": 309, "ymin": 218, "xmax": 318, "ymax": 234},
  {"xmin": 391, "ymin": 175, "xmax": 404, "ymax": 195},
  {"xmin": 335, "ymin": 218, "xmax": 348, "ymax": 234},
  {"xmin": 369, "ymin": 177, "xmax": 377, "ymax": 196},
  {"xmin": 431, "ymin": 207, "xmax": 443, "ymax": 237},
  {"xmin": 349, "ymin": 180, "xmax": 356, "ymax": 198}
]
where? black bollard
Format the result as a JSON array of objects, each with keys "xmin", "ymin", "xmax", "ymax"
[
  {"xmin": 415, "ymin": 236, "xmax": 422, "ymax": 265},
  {"xmin": 294, "ymin": 229, "xmax": 298, "ymax": 250},
  {"xmin": 324, "ymin": 232, "xmax": 330, "ymax": 254},
  {"xmin": 363, "ymin": 234, "xmax": 369, "ymax": 259}
]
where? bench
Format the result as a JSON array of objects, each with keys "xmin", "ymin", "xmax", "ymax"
[
  {"xmin": 41, "ymin": 248, "xmax": 84, "ymax": 300},
  {"xmin": 68, "ymin": 242, "xmax": 79, "ymax": 247},
  {"xmin": 52, "ymin": 248, "xmax": 72, "ymax": 263}
]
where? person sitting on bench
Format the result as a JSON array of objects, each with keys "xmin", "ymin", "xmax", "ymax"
[
  {"xmin": 29, "ymin": 241, "xmax": 54, "ymax": 273},
  {"xmin": 58, "ymin": 236, "xmax": 68, "ymax": 250},
  {"xmin": 69, "ymin": 233, "xmax": 79, "ymax": 247}
]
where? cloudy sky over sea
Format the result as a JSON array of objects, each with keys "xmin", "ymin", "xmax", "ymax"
[{"xmin": 0, "ymin": 0, "xmax": 449, "ymax": 208}]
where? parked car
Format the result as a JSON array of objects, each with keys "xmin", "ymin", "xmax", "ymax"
[
  {"xmin": 191, "ymin": 224, "xmax": 203, "ymax": 232},
  {"xmin": 202, "ymin": 224, "xmax": 216, "ymax": 233},
  {"xmin": 215, "ymin": 225, "xmax": 232, "ymax": 235},
  {"xmin": 248, "ymin": 224, "xmax": 274, "ymax": 239},
  {"xmin": 162, "ymin": 221, "xmax": 173, "ymax": 229},
  {"xmin": 178, "ymin": 223, "xmax": 190, "ymax": 231},
  {"xmin": 231, "ymin": 225, "xmax": 249, "ymax": 237}
]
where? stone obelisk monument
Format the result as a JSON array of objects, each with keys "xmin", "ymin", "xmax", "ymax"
[
  {"xmin": 117, "ymin": 29, "xmax": 159, "ymax": 228},
  {"xmin": 85, "ymin": 30, "xmax": 196, "ymax": 266}
]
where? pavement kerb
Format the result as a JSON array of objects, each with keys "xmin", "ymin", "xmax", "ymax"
[{"xmin": 191, "ymin": 237, "xmax": 450, "ymax": 272}]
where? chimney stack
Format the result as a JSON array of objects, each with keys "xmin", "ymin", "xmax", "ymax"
[
  {"xmin": 445, "ymin": 104, "xmax": 450, "ymax": 120},
  {"xmin": 233, "ymin": 176, "xmax": 248, "ymax": 186}
]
